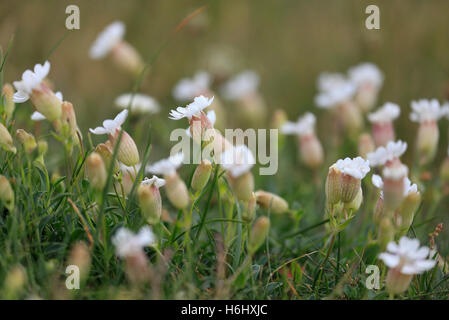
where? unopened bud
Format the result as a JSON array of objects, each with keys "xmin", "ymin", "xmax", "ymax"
[
  {"xmin": 61, "ymin": 102, "xmax": 82, "ymax": 145},
  {"xmin": 191, "ymin": 159, "xmax": 212, "ymax": 192},
  {"xmin": 385, "ymin": 268, "xmax": 413, "ymax": 295},
  {"xmin": 30, "ymin": 83, "xmax": 62, "ymax": 121},
  {"xmin": 111, "ymin": 130, "xmax": 140, "ymax": 167},
  {"xmin": 242, "ymin": 192, "xmax": 257, "ymax": 222},
  {"xmin": 0, "ymin": 122, "xmax": 16, "ymax": 154},
  {"xmin": 248, "ymin": 216, "xmax": 270, "ymax": 254},
  {"xmin": 164, "ymin": 173, "xmax": 189, "ymax": 209},
  {"xmin": 138, "ymin": 180, "xmax": 163, "ymax": 225},
  {"xmin": 325, "ymin": 165, "xmax": 342, "ymax": 206},
  {"xmin": 2, "ymin": 83, "xmax": 15, "ymax": 119},
  {"xmin": 358, "ymin": 133, "xmax": 375, "ymax": 158},
  {"xmin": 417, "ymin": 122, "xmax": 439, "ymax": 164},
  {"xmin": 0, "ymin": 175, "xmax": 14, "ymax": 211},
  {"xmin": 299, "ymin": 134, "xmax": 324, "ymax": 168},
  {"xmin": 356, "ymin": 85, "xmax": 378, "ymax": 112},
  {"xmin": 87, "ymin": 152, "xmax": 107, "ymax": 190},
  {"xmin": 36, "ymin": 140, "xmax": 48, "ymax": 164},
  {"xmin": 228, "ymin": 171, "xmax": 254, "ymax": 202},
  {"xmin": 397, "ymin": 191, "xmax": 421, "ymax": 236},
  {"xmin": 16, "ymin": 129, "xmax": 36, "ymax": 154},
  {"xmin": 255, "ymin": 190, "xmax": 289, "ymax": 214},
  {"xmin": 95, "ymin": 143, "xmax": 119, "ymax": 173}
]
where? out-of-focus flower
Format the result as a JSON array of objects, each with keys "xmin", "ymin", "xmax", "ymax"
[
  {"xmin": 334, "ymin": 157, "xmax": 370, "ymax": 203},
  {"xmin": 220, "ymin": 145, "xmax": 255, "ymax": 201},
  {"xmin": 13, "ymin": 61, "xmax": 62, "ymax": 121},
  {"xmin": 220, "ymin": 70, "xmax": 259, "ymax": 101},
  {"xmin": 67, "ymin": 242, "xmax": 91, "ymax": 282},
  {"xmin": 248, "ymin": 216, "xmax": 270, "ymax": 254},
  {"xmin": 0, "ymin": 123, "xmax": 16, "ymax": 154},
  {"xmin": 90, "ymin": 110, "xmax": 139, "ymax": 166},
  {"xmin": 368, "ymin": 102, "xmax": 400, "ymax": 146},
  {"xmin": 0, "ymin": 175, "xmax": 14, "ymax": 211},
  {"xmin": 382, "ymin": 163, "xmax": 409, "ymax": 212},
  {"xmin": 379, "ymin": 237, "xmax": 436, "ymax": 294},
  {"xmin": 115, "ymin": 93, "xmax": 160, "ymax": 114},
  {"xmin": 146, "ymin": 153, "xmax": 189, "ymax": 209},
  {"xmin": 358, "ymin": 133, "xmax": 375, "ymax": 159},
  {"xmin": 348, "ymin": 63, "xmax": 384, "ymax": 111},
  {"xmin": 281, "ymin": 112, "xmax": 324, "ymax": 168},
  {"xmin": 112, "ymin": 226, "xmax": 156, "ymax": 258},
  {"xmin": 173, "ymin": 71, "xmax": 211, "ymax": 101},
  {"xmin": 410, "ymin": 99, "xmax": 447, "ymax": 164},
  {"xmin": 242, "ymin": 192, "xmax": 257, "ymax": 222},
  {"xmin": 138, "ymin": 176, "xmax": 165, "ymax": 225},
  {"xmin": 86, "ymin": 152, "xmax": 107, "ymax": 190},
  {"xmin": 16, "ymin": 129, "xmax": 37, "ymax": 154},
  {"xmin": 371, "ymin": 174, "xmax": 418, "ymax": 198},
  {"xmin": 89, "ymin": 21, "xmax": 144, "ymax": 76},
  {"xmin": 2, "ymin": 83, "xmax": 15, "ymax": 120},
  {"xmin": 367, "ymin": 140, "xmax": 407, "ymax": 167},
  {"xmin": 255, "ymin": 190, "xmax": 289, "ymax": 214}
]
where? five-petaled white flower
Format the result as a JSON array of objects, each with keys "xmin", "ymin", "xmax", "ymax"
[
  {"xmin": 141, "ymin": 175, "xmax": 166, "ymax": 188},
  {"xmin": 220, "ymin": 70, "xmax": 260, "ymax": 101},
  {"xmin": 31, "ymin": 91, "xmax": 63, "ymax": 121},
  {"xmin": 368, "ymin": 102, "xmax": 400, "ymax": 123},
  {"xmin": 367, "ymin": 140, "xmax": 407, "ymax": 167},
  {"xmin": 13, "ymin": 61, "xmax": 51, "ymax": 103},
  {"xmin": 89, "ymin": 109, "xmax": 128, "ymax": 135},
  {"xmin": 335, "ymin": 156, "xmax": 370, "ymax": 180},
  {"xmin": 348, "ymin": 63, "xmax": 384, "ymax": 89},
  {"xmin": 372, "ymin": 174, "xmax": 418, "ymax": 198},
  {"xmin": 379, "ymin": 237, "xmax": 436, "ymax": 275},
  {"xmin": 173, "ymin": 71, "xmax": 211, "ymax": 101},
  {"xmin": 146, "ymin": 152, "xmax": 184, "ymax": 176},
  {"xmin": 220, "ymin": 145, "xmax": 256, "ymax": 178},
  {"xmin": 314, "ymin": 73, "xmax": 356, "ymax": 109},
  {"xmin": 89, "ymin": 21, "xmax": 125, "ymax": 59},
  {"xmin": 409, "ymin": 99, "xmax": 447, "ymax": 123},
  {"xmin": 115, "ymin": 93, "xmax": 160, "ymax": 114},
  {"xmin": 169, "ymin": 95, "xmax": 214, "ymax": 120},
  {"xmin": 112, "ymin": 226, "xmax": 156, "ymax": 258},
  {"xmin": 281, "ymin": 112, "xmax": 316, "ymax": 137}
]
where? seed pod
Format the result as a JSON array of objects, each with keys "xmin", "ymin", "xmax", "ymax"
[
  {"xmin": 0, "ymin": 175, "xmax": 14, "ymax": 211},
  {"xmin": 0, "ymin": 122, "xmax": 16, "ymax": 154},
  {"xmin": 16, "ymin": 129, "xmax": 37, "ymax": 154},
  {"xmin": 164, "ymin": 173, "xmax": 189, "ymax": 209},
  {"xmin": 248, "ymin": 216, "xmax": 270, "ymax": 254},
  {"xmin": 255, "ymin": 190, "xmax": 289, "ymax": 214},
  {"xmin": 87, "ymin": 152, "xmax": 107, "ymax": 190},
  {"xmin": 191, "ymin": 159, "xmax": 212, "ymax": 192},
  {"xmin": 228, "ymin": 171, "xmax": 254, "ymax": 202}
]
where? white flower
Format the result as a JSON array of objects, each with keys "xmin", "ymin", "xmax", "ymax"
[
  {"xmin": 383, "ymin": 163, "xmax": 409, "ymax": 181},
  {"xmin": 173, "ymin": 71, "xmax": 211, "ymax": 101},
  {"xmin": 13, "ymin": 61, "xmax": 51, "ymax": 103},
  {"xmin": 372, "ymin": 174, "xmax": 384, "ymax": 189},
  {"xmin": 280, "ymin": 112, "xmax": 316, "ymax": 136},
  {"xmin": 335, "ymin": 156, "xmax": 370, "ymax": 179},
  {"xmin": 220, "ymin": 145, "xmax": 255, "ymax": 178},
  {"xmin": 30, "ymin": 91, "xmax": 63, "ymax": 121},
  {"xmin": 89, "ymin": 21, "xmax": 125, "ymax": 59},
  {"xmin": 379, "ymin": 237, "xmax": 436, "ymax": 275},
  {"xmin": 410, "ymin": 99, "xmax": 447, "ymax": 123},
  {"xmin": 186, "ymin": 110, "xmax": 216, "ymax": 137},
  {"xmin": 368, "ymin": 102, "xmax": 400, "ymax": 123},
  {"xmin": 220, "ymin": 70, "xmax": 259, "ymax": 100},
  {"xmin": 372, "ymin": 174, "xmax": 418, "ymax": 196},
  {"xmin": 112, "ymin": 226, "xmax": 156, "ymax": 258},
  {"xmin": 367, "ymin": 140, "xmax": 407, "ymax": 167},
  {"xmin": 169, "ymin": 95, "xmax": 214, "ymax": 120},
  {"xmin": 141, "ymin": 175, "xmax": 165, "ymax": 188},
  {"xmin": 115, "ymin": 93, "xmax": 160, "ymax": 114},
  {"xmin": 348, "ymin": 63, "xmax": 384, "ymax": 89},
  {"xmin": 314, "ymin": 73, "xmax": 356, "ymax": 109},
  {"xmin": 146, "ymin": 152, "xmax": 184, "ymax": 176},
  {"xmin": 89, "ymin": 110, "xmax": 128, "ymax": 135}
]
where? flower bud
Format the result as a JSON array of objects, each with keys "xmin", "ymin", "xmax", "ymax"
[
  {"xmin": 385, "ymin": 268, "xmax": 413, "ymax": 295},
  {"xmin": 397, "ymin": 191, "xmax": 421, "ymax": 236},
  {"xmin": 61, "ymin": 101, "xmax": 82, "ymax": 145},
  {"xmin": 0, "ymin": 122, "xmax": 16, "ymax": 154},
  {"xmin": 248, "ymin": 216, "xmax": 270, "ymax": 254},
  {"xmin": 95, "ymin": 143, "xmax": 119, "ymax": 173},
  {"xmin": 255, "ymin": 190, "xmax": 289, "ymax": 214},
  {"xmin": 191, "ymin": 159, "xmax": 212, "ymax": 192},
  {"xmin": 339, "ymin": 101, "xmax": 363, "ymax": 133},
  {"xmin": 355, "ymin": 85, "xmax": 378, "ymax": 112},
  {"xmin": 325, "ymin": 165, "xmax": 342, "ymax": 207},
  {"xmin": 228, "ymin": 171, "xmax": 254, "ymax": 202},
  {"xmin": 2, "ymin": 83, "xmax": 15, "ymax": 119},
  {"xmin": 164, "ymin": 173, "xmax": 189, "ymax": 209},
  {"xmin": 242, "ymin": 192, "xmax": 257, "ymax": 222},
  {"xmin": 372, "ymin": 122, "xmax": 395, "ymax": 147},
  {"xmin": 299, "ymin": 134, "xmax": 324, "ymax": 168},
  {"xmin": 111, "ymin": 130, "xmax": 139, "ymax": 166},
  {"xmin": 344, "ymin": 187, "xmax": 363, "ymax": 212},
  {"xmin": 110, "ymin": 40, "xmax": 145, "ymax": 77},
  {"xmin": 358, "ymin": 133, "xmax": 375, "ymax": 159},
  {"xmin": 0, "ymin": 175, "xmax": 14, "ymax": 211},
  {"xmin": 16, "ymin": 129, "xmax": 37, "ymax": 154},
  {"xmin": 416, "ymin": 122, "xmax": 439, "ymax": 164},
  {"xmin": 67, "ymin": 241, "xmax": 91, "ymax": 282},
  {"xmin": 30, "ymin": 83, "xmax": 62, "ymax": 121},
  {"xmin": 377, "ymin": 217, "xmax": 394, "ymax": 250},
  {"xmin": 138, "ymin": 183, "xmax": 163, "ymax": 225},
  {"xmin": 87, "ymin": 152, "xmax": 107, "ymax": 190}
]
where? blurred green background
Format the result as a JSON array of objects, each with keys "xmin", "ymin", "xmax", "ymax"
[{"xmin": 1, "ymin": 0, "xmax": 449, "ymax": 251}]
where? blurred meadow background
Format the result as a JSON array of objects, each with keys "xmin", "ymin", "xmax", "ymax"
[{"xmin": 1, "ymin": 0, "xmax": 449, "ymax": 298}]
